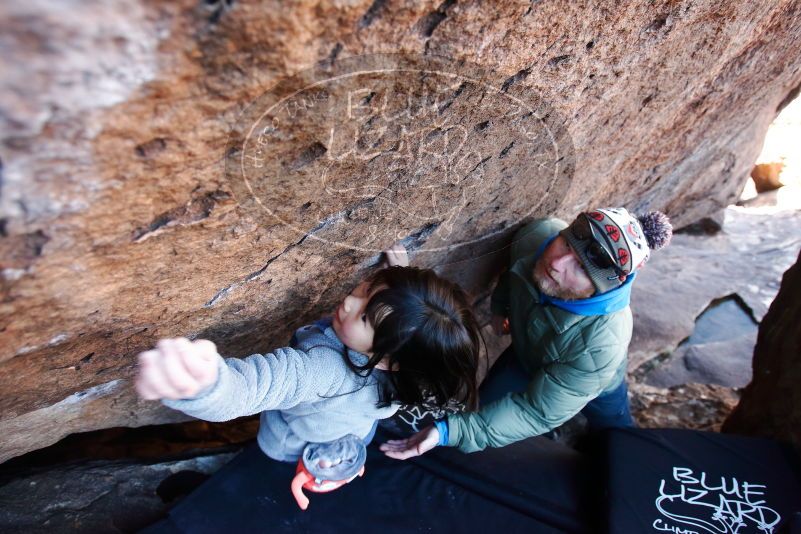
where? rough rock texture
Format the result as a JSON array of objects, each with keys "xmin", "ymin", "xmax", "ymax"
[
  {"xmin": 638, "ymin": 294, "xmax": 761, "ymax": 389},
  {"xmin": 723, "ymin": 250, "xmax": 801, "ymax": 455},
  {"xmin": 631, "ymin": 382, "xmax": 740, "ymax": 432},
  {"xmin": 643, "ymin": 331, "xmax": 757, "ymax": 389},
  {"xmin": 626, "ymin": 204, "xmax": 801, "ymax": 431},
  {"xmin": 628, "ymin": 206, "xmax": 801, "ymax": 373},
  {"xmin": 0, "ymin": 450, "xmax": 237, "ymax": 533},
  {"xmin": 2, "ymin": 0, "xmax": 801, "ymax": 462}
]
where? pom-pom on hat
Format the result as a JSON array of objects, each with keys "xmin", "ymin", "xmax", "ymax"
[{"xmin": 560, "ymin": 207, "xmax": 672, "ymax": 294}]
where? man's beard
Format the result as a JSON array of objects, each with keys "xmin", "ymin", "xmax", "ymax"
[{"xmin": 532, "ymin": 259, "xmax": 594, "ymax": 301}]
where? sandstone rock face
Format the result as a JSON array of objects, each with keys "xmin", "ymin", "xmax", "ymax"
[
  {"xmin": 723, "ymin": 250, "xmax": 801, "ymax": 454},
  {"xmin": 2, "ymin": 0, "xmax": 801, "ymax": 462}
]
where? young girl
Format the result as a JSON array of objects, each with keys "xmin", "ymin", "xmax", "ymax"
[{"xmin": 135, "ymin": 244, "xmax": 483, "ymax": 463}]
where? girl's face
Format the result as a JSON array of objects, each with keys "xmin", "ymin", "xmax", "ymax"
[{"xmin": 332, "ymin": 281, "xmax": 379, "ymax": 355}]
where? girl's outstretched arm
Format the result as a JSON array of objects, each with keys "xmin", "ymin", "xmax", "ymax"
[{"xmin": 135, "ymin": 337, "xmax": 345, "ymax": 422}]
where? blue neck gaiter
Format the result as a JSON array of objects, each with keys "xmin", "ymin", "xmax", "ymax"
[{"xmin": 533, "ymin": 235, "xmax": 635, "ymax": 316}]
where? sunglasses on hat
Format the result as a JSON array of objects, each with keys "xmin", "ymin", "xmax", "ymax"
[{"xmin": 569, "ymin": 214, "xmax": 629, "ymax": 279}]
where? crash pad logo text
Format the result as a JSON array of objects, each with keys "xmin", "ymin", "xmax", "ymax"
[{"xmin": 654, "ymin": 467, "xmax": 781, "ymax": 534}]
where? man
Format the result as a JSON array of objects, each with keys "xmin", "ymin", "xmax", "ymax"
[{"xmin": 381, "ymin": 207, "xmax": 672, "ymax": 458}]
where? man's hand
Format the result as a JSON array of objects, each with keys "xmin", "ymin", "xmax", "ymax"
[
  {"xmin": 491, "ymin": 314, "xmax": 510, "ymax": 336},
  {"xmin": 135, "ymin": 338, "xmax": 219, "ymax": 400},
  {"xmin": 383, "ymin": 242, "xmax": 410, "ymax": 267},
  {"xmin": 380, "ymin": 425, "xmax": 440, "ymax": 460}
]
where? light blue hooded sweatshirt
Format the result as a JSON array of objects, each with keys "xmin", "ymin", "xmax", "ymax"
[{"xmin": 163, "ymin": 318, "xmax": 399, "ymax": 462}]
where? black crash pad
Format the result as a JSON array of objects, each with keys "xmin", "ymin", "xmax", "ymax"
[
  {"xmin": 141, "ymin": 428, "xmax": 595, "ymax": 533},
  {"xmin": 602, "ymin": 428, "xmax": 801, "ymax": 534}
]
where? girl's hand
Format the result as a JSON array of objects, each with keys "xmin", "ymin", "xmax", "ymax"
[
  {"xmin": 135, "ymin": 338, "xmax": 219, "ymax": 400},
  {"xmin": 380, "ymin": 425, "xmax": 440, "ymax": 460},
  {"xmin": 383, "ymin": 243, "xmax": 409, "ymax": 267}
]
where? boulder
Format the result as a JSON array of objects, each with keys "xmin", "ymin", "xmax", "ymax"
[
  {"xmin": 2, "ymin": 0, "xmax": 801, "ymax": 462},
  {"xmin": 723, "ymin": 249, "xmax": 801, "ymax": 455},
  {"xmin": 0, "ymin": 450, "xmax": 238, "ymax": 533},
  {"xmin": 751, "ymin": 162, "xmax": 785, "ymax": 193},
  {"xmin": 628, "ymin": 206, "xmax": 801, "ymax": 373},
  {"xmin": 643, "ymin": 331, "xmax": 757, "ymax": 389},
  {"xmin": 627, "ymin": 205, "xmax": 801, "ymax": 431}
]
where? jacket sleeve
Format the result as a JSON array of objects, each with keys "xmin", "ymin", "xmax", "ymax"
[
  {"xmin": 490, "ymin": 270, "xmax": 512, "ymax": 316},
  {"xmin": 491, "ymin": 218, "xmax": 569, "ymax": 317},
  {"xmin": 162, "ymin": 347, "xmax": 345, "ymax": 422},
  {"xmin": 510, "ymin": 218, "xmax": 568, "ymax": 262},
  {"xmin": 446, "ymin": 345, "xmax": 620, "ymax": 453}
]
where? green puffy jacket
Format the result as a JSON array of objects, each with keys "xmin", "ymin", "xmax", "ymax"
[{"xmin": 447, "ymin": 218, "xmax": 632, "ymax": 452}]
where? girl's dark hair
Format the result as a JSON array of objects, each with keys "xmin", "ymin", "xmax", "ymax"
[{"xmin": 345, "ymin": 266, "xmax": 483, "ymax": 411}]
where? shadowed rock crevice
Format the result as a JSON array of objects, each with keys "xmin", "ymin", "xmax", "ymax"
[
  {"xmin": 546, "ymin": 55, "xmax": 571, "ymax": 68},
  {"xmin": 204, "ymin": 204, "xmax": 365, "ymax": 308},
  {"xmin": 417, "ymin": 0, "xmax": 456, "ymax": 38},
  {"xmin": 132, "ymin": 190, "xmax": 232, "ymax": 242},
  {"xmin": 501, "ymin": 67, "xmax": 532, "ymax": 93},
  {"xmin": 134, "ymin": 138, "xmax": 169, "ymax": 159},
  {"xmin": 437, "ymin": 82, "xmax": 467, "ymax": 114},
  {"xmin": 204, "ymin": 245, "xmax": 296, "ymax": 307},
  {"xmin": 286, "ymin": 142, "xmax": 328, "ymax": 171},
  {"xmin": 0, "ymin": 230, "xmax": 49, "ymax": 269},
  {"xmin": 400, "ymin": 221, "xmax": 441, "ymax": 253},
  {"xmin": 499, "ymin": 141, "xmax": 515, "ymax": 159},
  {"xmin": 358, "ymin": 0, "xmax": 390, "ymax": 29},
  {"xmin": 205, "ymin": 0, "xmax": 237, "ymax": 25}
]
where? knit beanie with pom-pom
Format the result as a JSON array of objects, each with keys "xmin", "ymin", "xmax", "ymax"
[{"xmin": 560, "ymin": 207, "xmax": 672, "ymax": 294}]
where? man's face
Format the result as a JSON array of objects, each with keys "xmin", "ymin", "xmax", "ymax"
[{"xmin": 532, "ymin": 236, "xmax": 595, "ymax": 300}]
